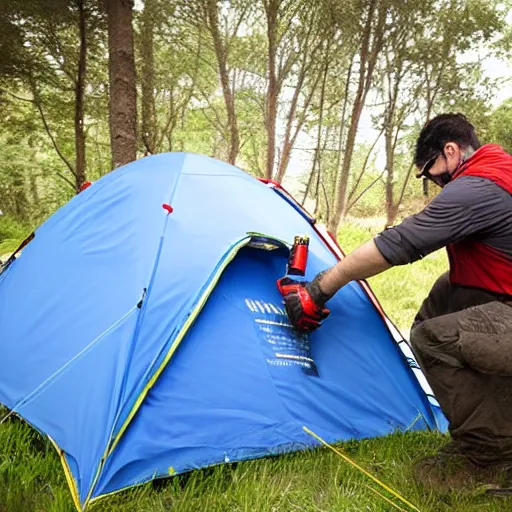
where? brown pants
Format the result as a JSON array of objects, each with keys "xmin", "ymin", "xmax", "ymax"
[{"xmin": 410, "ymin": 272, "xmax": 512, "ymax": 467}]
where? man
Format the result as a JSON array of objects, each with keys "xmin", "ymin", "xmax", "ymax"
[{"xmin": 278, "ymin": 113, "xmax": 512, "ymax": 491}]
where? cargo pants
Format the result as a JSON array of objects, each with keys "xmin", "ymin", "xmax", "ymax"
[{"xmin": 410, "ymin": 272, "xmax": 512, "ymax": 467}]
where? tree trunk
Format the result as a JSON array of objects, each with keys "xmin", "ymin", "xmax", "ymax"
[
  {"xmin": 330, "ymin": 57, "xmax": 353, "ymax": 218},
  {"xmin": 384, "ymin": 125, "xmax": 396, "ymax": 226},
  {"xmin": 264, "ymin": 0, "xmax": 278, "ymax": 179},
  {"xmin": 328, "ymin": 0, "xmax": 385, "ymax": 233},
  {"xmin": 141, "ymin": 0, "xmax": 157, "ymax": 155},
  {"xmin": 205, "ymin": 0, "xmax": 239, "ymax": 164},
  {"xmin": 167, "ymin": 89, "xmax": 176, "ymax": 151},
  {"xmin": 30, "ymin": 172, "xmax": 39, "ymax": 208},
  {"xmin": 274, "ymin": 58, "xmax": 322, "ymax": 183},
  {"xmin": 313, "ymin": 124, "xmax": 332, "ymax": 218},
  {"xmin": 75, "ymin": 0, "xmax": 87, "ymax": 191},
  {"xmin": 329, "ymin": 97, "xmax": 365, "ymax": 230},
  {"xmin": 105, "ymin": 0, "xmax": 137, "ymax": 169},
  {"xmin": 27, "ymin": 139, "xmax": 40, "ymax": 208},
  {"xmin": 302, "ymin": 57, "xmax": 329, "ymax": 205}
]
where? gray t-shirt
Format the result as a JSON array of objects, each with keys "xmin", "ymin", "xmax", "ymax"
[{"xmin": 374, "ymin": 176, "xmax": 512, "ymax": 266}]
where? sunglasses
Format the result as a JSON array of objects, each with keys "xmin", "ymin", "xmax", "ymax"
[
  {"xmin": 416, "ymin": 153, "xmax": 451, "ymax": 187},
  {"xmin": 416, "ymin": 153, "xmax": 439, "ymax": 179}
]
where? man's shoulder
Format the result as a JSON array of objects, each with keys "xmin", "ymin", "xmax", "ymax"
[
  {"xmin": 435, "ymin": 175, "xmax": 507, "ymax": 206},
  {"xmin": 447, "ymin": 174, "xmax": 500, "ymax": 190}
]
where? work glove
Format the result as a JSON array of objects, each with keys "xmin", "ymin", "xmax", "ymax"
[{"xmin": 276, "ymin": 275, "xmax": 331, "ymax": 333}]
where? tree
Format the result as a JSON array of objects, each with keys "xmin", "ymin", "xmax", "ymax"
[
  {"xmin": 105, "ymin": 0, "xmax": 137, "ymax": 168},
  {"xmin": 177, "ymin": 0, "xmax": 255, "ymax": 164},
  {"xmin": 380, "ymin": 0, "xmax": 505, "ymax": 223},
  {"xmin": 133, "ymin": 0, "xmax": 216, "ymax": 155},
  {"xmin": 374, "ymin": 0, "xmax": 430, "ymax": 226},
  {"xmin": 262, "ymin": 0, "xmax": 280, "ymax": 179},
  {"xmin": 75, "ymin": 0, "xmax": 88, "ymax": 190},
  {"xmin": 262, "ymin": 0, "xmax": 328, "ymax": 181},
  {"xmin": 486, "ymin": 98, "xmax": 512, "ymax": 153},
  {"xmin": 301, "ymin": 50, "xmax": 332, "ymax": 204},
  {"xmin": 272, "ymin": 6, "xmax": 326, "ymax": 183},
  {"xmin": 139, "ymin": 0, "xmax": 158, "ymax": 154},
  {"xmin": 328, "ymin": 0, "xmax": 387, "ymax": 232},
  {"xmin": 0, "ymin": 0, "xmax": 107, "ymax": 192}
]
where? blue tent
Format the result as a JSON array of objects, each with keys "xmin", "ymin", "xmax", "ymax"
[{"xmin": 0, "ymin": 153, "xmax": 446, "ymax": 510}]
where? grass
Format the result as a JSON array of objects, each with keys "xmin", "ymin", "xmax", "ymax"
[{"xmin": 1, "ymin": 221, "xmax": 510, "ymax": 512}]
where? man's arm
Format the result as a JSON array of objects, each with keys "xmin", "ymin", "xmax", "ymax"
[
  {"xmin": 316, "ymin": 239, "xmax": 391, "ymax": 297},
  {"xmin": 315, "ymin": 176, "xmax": 507, "ymax": 301},
  {"xmin": 277, "ymin": 239, "xmax": 391, "ymax": 332}
]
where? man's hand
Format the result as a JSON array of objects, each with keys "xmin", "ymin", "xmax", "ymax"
[{"xmin": 276, "ymin": 277, "xmax": 331, "ymax": 333}]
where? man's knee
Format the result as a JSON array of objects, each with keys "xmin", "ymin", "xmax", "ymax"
[
  {"xmin": 460, "ymin": 332, "xmax": 512, "ymax": 376},
  {"xmin": 410, "ymin": 323, "xmax": 428, "ymax": 357},
  {"xmin": 410, "ymin": 314, "xmax": 462, "ymax": 368},
  {"xmin": 458, "ymin": 302, "xmax": 512, "ymax": 376}
]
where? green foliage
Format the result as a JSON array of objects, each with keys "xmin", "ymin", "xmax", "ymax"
[
  {"xmin": 0, "ymin": 99, "xmax": 75, "ymax": 228},
  {"xmin": 0, "ymin": 0, "xmax": 510, "ymax": 224},
  {"xmin": 0, "ymin": 216, "xmax": 32, "ymax": 255},
  {"xmin": 484, "ymin": 98, "xmax": 512, "ymax": 153}
]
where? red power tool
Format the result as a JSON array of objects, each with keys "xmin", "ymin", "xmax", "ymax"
[
  {"xmin": 286, "ymin": 235, "xmax": 309, "ymax": 277},
  {"xmin": 277, "ymin": 235, "xmax": 330, "ymax": 333}
]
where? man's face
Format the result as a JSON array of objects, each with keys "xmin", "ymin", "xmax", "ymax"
[{"xmin": 419, "ymin": 142, "xmax": 463, "ymax": 187}]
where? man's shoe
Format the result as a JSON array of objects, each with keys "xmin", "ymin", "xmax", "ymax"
[
  {"xmin": 437, "ymin": 440, "xmax": 464, "ymax": 455},
  {"xmin": 412, "ymin": 453, "xmax": 510, "ymax": 493}
]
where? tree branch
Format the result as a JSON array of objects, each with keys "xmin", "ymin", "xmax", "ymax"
[
  {"xmin": 347, "ymin": 125, "xmax": 384, "ymax": 203},
  {"xmin": 56, "ymin": 171, "xmax": 77, "ymax": 189},
  {"xmin": 0, "ymin": 87, "xmax": 33, "ymax": 102},
  {"xmin": 346, "ymin": 172, "xmax": 384, "ymax": 214},
  {"xmin": 155, "ymin": 30, "xmax": 204, "ymax": 151},
  {"xmin": 197, "ymin": 88, "xmax": 227, "ymax": 134},
  {"xmin": 397, "ymin": 161, "xmax": 416, "ymax": 207},
  {"xmin": 32, "ymin": 88, "xmax": 76, "ymax": 177},
  {"xmin": 226, "ymin": 2, "xmax": 252, "ymax": 53}
]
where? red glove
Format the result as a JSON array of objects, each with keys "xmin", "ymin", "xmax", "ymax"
[{"xmin": 277, "ymin": 277, "xmax": 331, "ymax": 333}]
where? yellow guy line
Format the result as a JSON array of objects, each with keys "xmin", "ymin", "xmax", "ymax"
[
  {"xmin": 47, "ymin": 436, "xmax": 82, "ymax": 512},
  {"xmin": 366, "ymin": 485, "xmax": 408, "ymax": 512},
  {"xmin": 303, "ymin": 427, "xmax": 420, "ymax": 512}
]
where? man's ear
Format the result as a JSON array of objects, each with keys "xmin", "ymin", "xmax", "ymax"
[{"xmin": 443, "ymin": 142, "xmax": 459, "ymax": 157}]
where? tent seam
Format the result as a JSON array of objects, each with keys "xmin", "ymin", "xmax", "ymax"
[
  {"xmin": 82, "ymin": 170, "xmax": 184, "ymax": 508},
  {"xmin": 3, "ymin": 306, "xmax": 137, "ymax": 419}
]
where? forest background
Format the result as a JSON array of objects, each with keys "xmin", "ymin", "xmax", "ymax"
[
  {"xmin": 0, "ymin": 0, "xmax": 512, "ymax": 253},
  {"xmin": 2, "ymin": 2, "xmax": 512, "ymax": 510}
]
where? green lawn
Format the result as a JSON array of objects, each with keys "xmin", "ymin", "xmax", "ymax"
[{"xmin": 1, "ymin": 222, "xmax": 510, "ymax": 512}]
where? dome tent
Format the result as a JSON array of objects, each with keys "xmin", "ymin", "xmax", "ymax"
[{"xmin": 0, "ymin": 153, "xmax": 446, "ymax": 510}]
